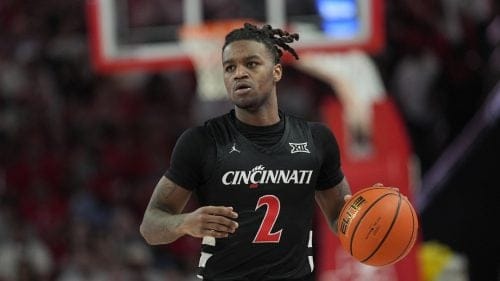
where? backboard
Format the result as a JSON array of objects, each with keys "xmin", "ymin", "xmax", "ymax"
[{"xmin": 86, "ymin": 0, "xmax": 385, "ymax": 74}]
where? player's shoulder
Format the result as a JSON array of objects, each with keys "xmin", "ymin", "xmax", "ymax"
[
  {"xmin": 178, "ymin": 111, "xmax": 231, "ymax": 138},
  {"xmin": 179, "ymin": 125, "xmax": 211, "ymax": 140},
  {"xmin": 203, "ymin": 111, "xmax": 235, "ymax": 143},
  {"xmin": 283, "ymin": 111, "xmax": 312, "ymax": 128},
  {"xmin": 205, "ymin": 111, "xmax": 232, "ymax": 124},
  {"xmin": 282, "ymin": 111, "xmax": 334, "ymax": 137},
  {"xmin": 308, "ymin": 121, "xmax": 334, "ymax": 135},
  {"xmin": 307, "ymin": 121, "xmax": 338, "ymax": 146},
  {"xmin": 175, "ymin": 125, "xmax": 213, "ymax": 149}
]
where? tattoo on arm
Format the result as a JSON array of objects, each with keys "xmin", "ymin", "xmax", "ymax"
[
  {"xmin": 316, "ymin": 178, "xmax": 351, "ymax": 234},
  {"xmin": 140, "ymin": 177, "xmax": 191, "ymax": 245},
  {"xmin": 332, "ymin": 180, "xmax": 351, "ymax": 233}
]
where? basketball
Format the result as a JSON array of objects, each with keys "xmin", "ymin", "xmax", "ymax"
[{"xmin": 337, "ymin": 186, "xmax": 419, "ymax": 266}]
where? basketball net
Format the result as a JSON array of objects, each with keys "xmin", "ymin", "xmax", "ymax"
[{"xmin": 179, "ymin": 20, "xmax": 251, "ymax": 101}]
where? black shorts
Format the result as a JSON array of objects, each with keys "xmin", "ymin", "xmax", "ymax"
[
  {"xmin": 288, "ymin": 272, "xmax": 314, "ymax": 281},
  {"xmin": 203, "ymin": 272, "xmax": 314, "ymax": 281}
]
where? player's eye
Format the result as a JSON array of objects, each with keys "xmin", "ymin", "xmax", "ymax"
[
  {"xmin": 225, "ymin": 65, "xmax": 235, "ymax": 73},
  {"xmin": 247, "ymin": 61, "xmax": 258, "ymax": 68}
]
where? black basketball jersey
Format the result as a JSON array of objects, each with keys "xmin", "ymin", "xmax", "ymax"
[{"xmin": 196, "ymin": 112, "xmax": 321, "ymax": 281}]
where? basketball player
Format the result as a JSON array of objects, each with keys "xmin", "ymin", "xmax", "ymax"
[{"xmin": 140, "ymin": 23, "xmax": 352, "ymax": 281}]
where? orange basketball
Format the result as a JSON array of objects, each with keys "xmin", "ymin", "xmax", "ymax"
[{"xmin": 337, "ymin": 186, "xmax": 419, "ymax": 266}]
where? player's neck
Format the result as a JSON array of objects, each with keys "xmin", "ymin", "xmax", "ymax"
[{"xmin": 234, "ymin": 107, "xmax": 280, "ymax": 127}]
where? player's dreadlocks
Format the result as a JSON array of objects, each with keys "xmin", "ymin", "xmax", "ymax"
[{"xmin": 223, "ymin": 23, "xmax": 300, "ymax": 63}]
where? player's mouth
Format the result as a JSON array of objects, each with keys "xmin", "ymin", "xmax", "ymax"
[{"xmin": 233, "ymin": 82, "xmax": 252, "ymax": 95}]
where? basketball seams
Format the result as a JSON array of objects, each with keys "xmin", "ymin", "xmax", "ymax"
[
  {"xmin": 361, "ymin": 192, "xmax": 402, "ymax": 262},
  {"xmin": 338, "ymin": 187, "xmax": 398, "ymax": 251},
  {"xmin": 385, "ymin": 197, "xmax": 418, "ymax": 265},
  {"xmin": 338, "ymin": 187, "xmax": 418, "ymax": 266},
  {"xmin": 349, "ymin": 192, "xmax": 399, "ymax": 257},
  {"xmin": 338, "ymin": 187, "xmax": 398, "ymax": 228}
]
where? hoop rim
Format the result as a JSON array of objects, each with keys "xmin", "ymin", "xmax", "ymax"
[{"xmin": 179, "ymin": 19, "xmax": 256, "ymax": 39}]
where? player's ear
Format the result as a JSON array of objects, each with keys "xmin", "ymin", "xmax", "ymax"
[{"xmin": 273, "ymin": 63, "xmax": 282, "ymax": 82}]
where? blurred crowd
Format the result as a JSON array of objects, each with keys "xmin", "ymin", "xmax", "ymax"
[
  {"xmin": 381, "ymin": 0, "xmax": 499, "ymax": 172},
  {"xmin": 0, "ymin": 0, "xmax": 498, "ymax": 280},
  {"xmin": 0, "ymin": 1, "xmax": 201, "ymax": 279}
]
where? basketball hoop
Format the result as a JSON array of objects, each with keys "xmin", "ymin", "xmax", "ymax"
[{"xmin": 179, "ymin": 20, "xmax": 252, "ymax": 101}]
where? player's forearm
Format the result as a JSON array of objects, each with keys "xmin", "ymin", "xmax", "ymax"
[
  {"xmin": 140, "ymin": 207, "xmax": 186, "ymax": 245},
  {"xmin": 316, "ymin": 178, "xmax": 352, "ymax": 235}
]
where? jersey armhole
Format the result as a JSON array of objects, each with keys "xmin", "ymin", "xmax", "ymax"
[{"xmin": 309, "ymin": 122, "xmax": 345, "ymax": 190}]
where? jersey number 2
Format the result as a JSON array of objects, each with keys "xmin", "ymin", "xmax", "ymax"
[{"xmin": 253, "ymin": 195, "xmax": 282, "ymax": 243}]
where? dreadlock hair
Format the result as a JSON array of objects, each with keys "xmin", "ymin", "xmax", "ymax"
[{"xmin": 223, "ymin": 23, "xmax": 300, "ymax": 64}]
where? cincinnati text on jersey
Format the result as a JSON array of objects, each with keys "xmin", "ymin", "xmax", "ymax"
[{"xmin": 221, "ymin": 165, "xmax": 314, "ymax": 186}]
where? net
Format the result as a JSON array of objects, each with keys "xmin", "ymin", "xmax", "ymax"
[{"xmin": 179, "ymin": 20, "xmax": 252, "ymax": 101}]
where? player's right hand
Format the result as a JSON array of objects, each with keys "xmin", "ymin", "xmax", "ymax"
[{"xmin": 179, "ymin": 206, "xmax": 239, "ymax": 239}]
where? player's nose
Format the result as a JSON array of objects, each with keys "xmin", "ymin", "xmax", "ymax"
[{"xmin": 234, "ymin": 65, "xmax": 249, "ymax": 79}]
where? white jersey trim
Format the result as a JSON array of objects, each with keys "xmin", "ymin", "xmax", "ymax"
[{"xmin": 202, "ymin": 236, "xmax": 216, "ymax": 246}]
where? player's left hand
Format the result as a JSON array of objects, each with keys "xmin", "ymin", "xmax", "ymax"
[
  {"xmin": 372, "ymin": 182, "xmax": 400, "ymax": 192},
  {"xmin": 343, "ymin": 183, "xmax": 395, "ymax": 202}
]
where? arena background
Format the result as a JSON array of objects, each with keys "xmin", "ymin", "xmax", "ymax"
[{"xmin": 0, "ymin": 0, "xmax": 499, "ymax": 280}]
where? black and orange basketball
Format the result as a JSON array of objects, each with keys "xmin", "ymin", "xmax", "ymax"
[{"xmin": 337, "ymin": 186, "xmax": 418, "ymax": 266}]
